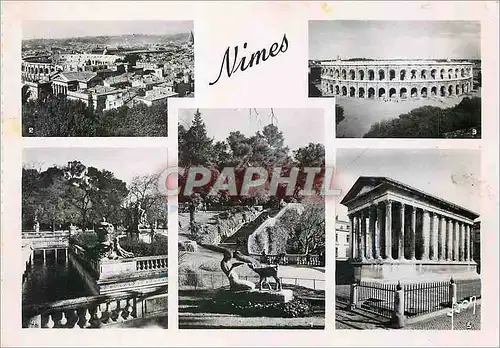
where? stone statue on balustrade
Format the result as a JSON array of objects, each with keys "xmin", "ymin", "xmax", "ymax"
[
  {"xmin": 33, "ymin": 216, "xmax": 40, "ymax": 233},
  {"xmin": 94, "ymin": 217, "xmax": 134, "ymax": 260}
]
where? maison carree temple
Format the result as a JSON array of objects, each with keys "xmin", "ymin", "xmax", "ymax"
[
  {"xmin": 321, "ymin": 59, "xmax": 474, "ymax": 100},
  {"xmin": 340, "ymin": 177, "xmax": 479, "ymax": 282}
]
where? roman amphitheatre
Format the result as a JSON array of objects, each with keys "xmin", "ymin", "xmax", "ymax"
[{"xmin": 317, "ymin": 59, "xmax": 481, "ymax": 138}]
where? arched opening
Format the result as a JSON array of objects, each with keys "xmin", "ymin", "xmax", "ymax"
[
  {"xmin": 329, "ymin": 84, "xmax": 333, "ymax": 94},
  {"xmin": 358, "ymin": 70, "xmax": 364, "ymax": 81},
  {"xmin": 342, "ymin": 86, "xmax": 347, "ymax": 96},
  {"xmin": 378, "ymin": 69, "xmax": 385, "ymax": 81},
  {"xmin": 461, "ymin": 68, "xmax": 465, "ymax": 77},
  {"xmin": 411, "ymin": 87, "xmax": 418, "ymax": 98},
  {"xmin": 349, "ymin": 87, "xmax": 356, "ymax": 97},
  {"xmin": 35, "ymin": 68, "xmax": 39, "ymax": 74},
  {"xmin": 389, "ymin": 88, "xmax": 396, "ymax": 98},
  {"xmin": 335, "ymin": 85, "xmax": 340, "ymax": 95},
  {"xmin": 335, "ymin": 69, "xmax": 340, "ymax": 78},
  {"xmin": 431, "ymin": 86, "xmax": 437, "ymax": 96},
  {"xmin": 368, "ymin": 70, "xmax": 375, "ymax": 81},
  {"xmin": 421, "ymin": 87, "xmax": 428, "ymax": 97},
  {"xmin": 410, "ymin": 69, "xmax": 417, "ymax": 80},
  {"xmin": 400, "ymin": 69, "xmax": 406, "ymax": 81},
  {"xmin": 431, "ymin": 69, "xmax": 436, "ymax": 79},
  {"xmin": 440, "ymin": 86, "xmax": 446, "ymax": 96},
  {"xmin": 368, "ymin": 87, "xmax": 375, "ymax": 99},
  {"xmin": 440, "ymin": 69, "xmax": 445, "ymax": 79},
  {"xmin": 45, "ymin": 68, "xmax": 49, "ymax": 74},
  {"xmin": 461, "ymin": 85, "xmax": 465, "ymax": 94},
  {"xmin": 349, "ymin": 70, "xmax": 355, "ymax": 80},
  {"xmin": 341, "ymin": 69, "xmax": 346, "ymax": 80},
  {"xmin": 456, "ymin": 85, "xmax": 460, "ymax": 95},
  {"xmin": 448, "ymin": 85, "xmax": 453, "ymax": 96},
  {"xmin": 455, "ymin": 69, "xmax": 459, "ymax": 78},
  {"xmin": 447, "ymin": 69, "xmax": 453, "ymax": 79},
  {"xmin": 421, "ymin": 69, "xmax": 427, "ymax": 79},
  {"xmin": 389, "ymin": 69, "xmax": 396, "ymax": 81},
  {"xmin": 378, "ymin": 87, "xmax": 385, "ymax": 98},
  {"xmin": 400, "ymin": 87, "xmax": 407, "ymax": 99},
  {"xmin": 358, "ymin": 87, "xmax": 365, "ymax": 98}
]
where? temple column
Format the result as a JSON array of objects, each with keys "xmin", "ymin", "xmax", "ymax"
[
  {"xmin": 384, "ymin": 200, "xmax": 393, "ymax": 260},
  {"xmin": 398, "ymin": 202, "xmax": 405, "ymax": 260},
  {"xmin": 422, "ymin": 209, "xmax": 431, "ymax": 260},
  {"xmin": 431, "ymin": 213, "xmax": 439, "ymax": 261},
  {"xmin": 355, "ymin": 214, "xmax": 362, "ymax": 260},
  {"xmin": 348, "ymin": 214, "xmax": 355, "ymax": 260},
  {"xmin": 360, "ymin": 210, "xmax": 366, "ymax": 261},
  {"xmin": 368, "ymin": 205, "xmax": 377, "ymax": 260},
  {"xmin": 453, "ymin": 220, "xmax": 459, "ymax": 261},
  {"xmin": 439, "ymin": 215, "xmax": 446, "ymax": 260},
  {"xmin": 446, "ymin": 218, "xmax": 452, "ymax": 260},
  {"xmin": 409, "ymin": 206, "xmax": 416, "ymax": 260},
  {"xmin": 470, "ymin": 224, "xmax": 475, "ymax": 261},
  {"xmin": 375, "ymin": 203, "xmax": 383, "ymax": 260},
  {"xmin": 465, "ymin": 224, "xmax": 471, "ymax": 261},
  {"xmin": 364, "ymin": 209, "xmax": 372, "ymax": 260},
  {"xmin": 43, "ymin": 249, "xmax": 46, "ymax": 263},
  {"xmin": 459, "ymin": 222, "xmax": 465, "ymax": 261}
]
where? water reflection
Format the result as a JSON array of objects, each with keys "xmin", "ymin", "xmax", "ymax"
[{"xmin": 22, "ymin": 254, "xmax": 90, "ymax": 305}]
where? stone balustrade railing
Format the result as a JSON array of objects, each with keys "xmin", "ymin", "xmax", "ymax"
[
  {"xmin": 22, "ymin": 231, "xmax": 70, "ymax": 239},
  {"xmin": 23, "ymin": 291, "xmax": 162, "ymax": 328},
  {"xmin": 135, "ymin": 255, "xmax": 168, "ymax": 272},
  {"xmin": 249, "ymin": 253, "xmax": 323, "ymax": 266}
]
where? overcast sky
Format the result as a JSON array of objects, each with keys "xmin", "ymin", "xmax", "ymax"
[
  {"xmin": 334, "ymin": 148, "xmax": 481, "ymax": 222},
  {"xmin": 179, "ymin": 108, "xmax": 325, "ymax": 151},
  {"xmin": 23, "ymin": 20, "xmax": 193, "ymax": 40},
  {"xmin": 309, "ymin": 20, "xmax": 480, "ymax": 60},
  {"xmin": 23, "ymin": 147, "xmax": 167, "ymax": 185}
]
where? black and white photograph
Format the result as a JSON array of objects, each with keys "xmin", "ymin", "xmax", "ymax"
[
  {"xmin": 309, "ymin": 20, "xmax": 481, "ymax": 138},
  {"xmin": 22, "ymin": 147, "xmax": 168, "ymax": 328},
  {"xmin": 22, "ymin": 20, "xmax": 194, "ymax": 137},
  {"xmin": 334, "ymin": 148, "xmax": 481, "ymax": 330},
  {"xmin": 177, "ymin": 108, "xmax": 326, "ymax": 329}
]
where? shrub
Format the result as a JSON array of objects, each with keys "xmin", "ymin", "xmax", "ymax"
[{"xmin": 203, "ymin": 297, "xmax": 313, "ymax": 318}]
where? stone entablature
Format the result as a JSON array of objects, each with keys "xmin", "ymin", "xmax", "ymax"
[
  {"xmin": 341, "ymin": 177, "xmax": 479, "ymax": 281},
  {"xmin": 320, "ymin": 59, "xmax": 474, "ymax": 100}
]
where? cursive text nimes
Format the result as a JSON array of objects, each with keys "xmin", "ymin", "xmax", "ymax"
[{"xmin": 209, "ymin": 34, "xmax": 289, "ymax": 86}]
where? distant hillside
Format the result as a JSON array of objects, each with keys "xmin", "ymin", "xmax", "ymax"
[{"xmin": 23, "ymin": 32, "xmax": 191, "ymax": 47}]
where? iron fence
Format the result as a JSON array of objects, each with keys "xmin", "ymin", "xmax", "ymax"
[
  {"xmin": 404, "ymin": 280, "xmax": 449, "ymax": 317},
  {"xmin": 456, "ymin": 278, "xmax": 482, "ymax": 302},
  {"xmin": 354, "ymin": 281, "xmax": 396, "ymax": 318},
  {"xmin": 350, "ymin": 278, "xmax": 481, "ymax": 320}
]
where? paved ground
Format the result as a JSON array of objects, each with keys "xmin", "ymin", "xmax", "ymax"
[
  {"xmin": 336, "ymin": 90, "xmax": 481, "ymax": 138},
  {"xmin": 406, "ymin": 304, "xmax": 481, "ymax": 330},
  {"xmin": 335, "ymin": 300, "xmax": 481, "ymax": 330}
]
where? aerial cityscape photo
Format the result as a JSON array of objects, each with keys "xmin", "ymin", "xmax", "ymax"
[{"xmin": 22, "ymin": 20, "xmax": 194, "ymax": 137}]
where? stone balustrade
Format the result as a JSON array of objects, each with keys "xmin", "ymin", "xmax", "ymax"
[
  {"xmin": 249, "ymin": 253, "xmax": 323, "ymax": 266},
  {"xmin": 23, "ymin": 290, "xmax": 166, "ymax": 328},
  {"xmin": 135, "ymin": 255, "xmax": 168, "ymax": 272},
  {"xmin": 22, "ymin": 231, "xmax": 70, "ymax": 239}
]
